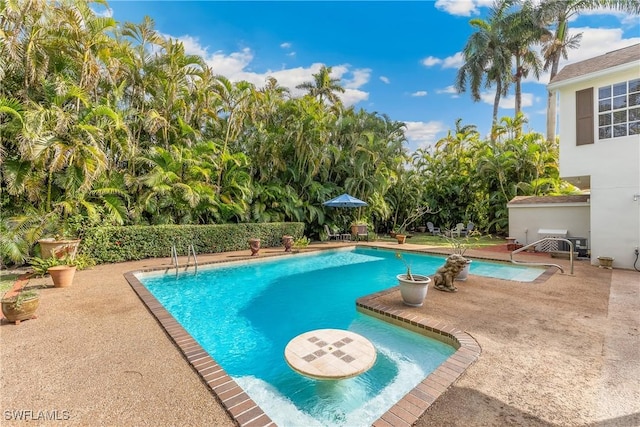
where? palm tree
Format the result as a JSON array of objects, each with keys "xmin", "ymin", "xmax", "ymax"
[
  {"xmin": 501, "ymin": 0, "xmax": 549, "ymax": 119},
  {"xmin": 455, "ymin": 1, "xmax": 513, "ymax": 131},
  {"xmin": 538, "ymin": 0, "xmax": 640, "ymax": 142},
  {"xmin": 296, "ymin": 65, "xmax": 345, "ymax": 106}
]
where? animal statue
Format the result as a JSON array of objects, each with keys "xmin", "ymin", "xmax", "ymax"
[{"xmin": 433, "ymin": 254, "xmax": 468, "ymax": 293}]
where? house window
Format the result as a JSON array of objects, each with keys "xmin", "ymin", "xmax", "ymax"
[{"xmin": 598, "ymin": 78, "xmax": 640, "ymax": 139}]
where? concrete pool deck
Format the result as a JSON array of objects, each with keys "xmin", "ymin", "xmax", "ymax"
[{"xmin": 1, "ymin": 241, "xmax": 638, "ymax": 426}]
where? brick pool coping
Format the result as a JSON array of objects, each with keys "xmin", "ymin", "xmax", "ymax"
[{"xmin": 124, "ymin": 256, "xmax": 483, "ymax": 427}]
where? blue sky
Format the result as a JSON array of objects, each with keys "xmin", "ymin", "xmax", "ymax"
[{"xmin": 103, "ymin": 1, "xmax": 640, "ymax": 151}]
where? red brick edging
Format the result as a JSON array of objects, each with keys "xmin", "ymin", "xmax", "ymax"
[
  {"xmin": 356, "ymin": 287, "xmax": 481, "ymax": 426},
  {"xmin": 124, "ymin": 269, "xmax": 481, "ymax": 427}
]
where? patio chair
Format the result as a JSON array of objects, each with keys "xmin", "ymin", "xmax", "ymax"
[
  {"xmin": 460, "ymin": 222, "xmax": 474, "ymax": 237},
  {"xmin": 427, "ymin": 222, "xmax": 441, "ymax": 236},
  {"xmin": 324, "ymin": 225, "xmax": 340, "ymax": 241},
  {"xmin": 452, "ymin": 222, "xmax": 465, "ymax": 238}
]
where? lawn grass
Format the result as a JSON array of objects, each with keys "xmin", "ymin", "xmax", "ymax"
[{"xmin": 376, "ymin": 232, "xmax": 504, "ymax": 248}]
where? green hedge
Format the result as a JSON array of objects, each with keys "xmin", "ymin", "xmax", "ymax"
[{"xmin": 81, "ymin": 223, "xmax": 305, "ymax": 264}]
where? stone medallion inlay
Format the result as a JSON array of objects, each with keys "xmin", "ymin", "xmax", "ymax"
[{"xmin": 284, "ymin": 329, "xmax": 377, "ymax": 380}]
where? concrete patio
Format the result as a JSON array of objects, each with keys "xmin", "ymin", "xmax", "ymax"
[{"xmin": 1, "ymin": 242, "xmax": 638, "ymax": 426}]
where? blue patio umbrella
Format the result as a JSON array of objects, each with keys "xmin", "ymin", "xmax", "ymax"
[
  {"xmin": 322, "ymin": 193, "xmax": 368, "ymax": 208},
  {"xmin": 323, "ymin": 194, "xmax": 368, "ymax": 234}
]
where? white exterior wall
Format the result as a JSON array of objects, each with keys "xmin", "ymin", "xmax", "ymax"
[
  {"xmin": 555, "ymin": 67, "xmax": 640, "ymax": 269},
  {"xmin": 508, "ymin": 204, "xmax": 590, "ymax": 247}
]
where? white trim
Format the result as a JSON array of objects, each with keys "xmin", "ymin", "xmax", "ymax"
[{"xmin": 547, "ymin": 61, "xmax": 640, "ymax": 91}]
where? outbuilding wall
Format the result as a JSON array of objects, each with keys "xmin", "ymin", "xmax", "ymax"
[{"xmin": 508, "ymin": 203, "xmax": 591, "ymax": 249}]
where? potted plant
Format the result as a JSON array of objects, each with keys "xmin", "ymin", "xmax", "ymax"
[
  {"xmin": 36, "ymin": 213, "xmax": 82, "ymax": 260},
  {"xmin": 395, "ymin": 252, "xmax": 431, "ymax": 307},
  {"xmin": 292, "ymin": 236, "xmax": 311, "ymax": 253},
  {"xmin": 1, "ymin": 285, "xmax": 40, "ymax": 325},
  {"xmin": 597, "ymin": 256, "xmax": 614, "ymax": 269},
  {"xmin": 395, "ymin": 227, "xmax": 407, "ymax": 244},
  {"xmin": 248, "ymin": 238, "xmax": 261, "ymax": 256},
  {"xmin": 444, "ymin": 233, "xmax": 473, "ymax": 281},
  {"xmin": 30, "ymin": 253, "xmax": 78, "ymax": 288},
  {"xmin": 392, "ymin": 205, "xmax": 440, "ymax": 244},
  {"xmin": 282, "ymin": 235, "xmax": 294, "ymax": 252}
]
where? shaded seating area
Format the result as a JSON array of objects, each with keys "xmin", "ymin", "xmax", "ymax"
[{"xmin": 324, "ymin": 225, "xmax": 341, "ymax": 241}]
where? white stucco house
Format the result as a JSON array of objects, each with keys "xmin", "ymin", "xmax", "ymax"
[{"xmin": 544, "ymin": 44, "xmax": 640, "ymax": 269}]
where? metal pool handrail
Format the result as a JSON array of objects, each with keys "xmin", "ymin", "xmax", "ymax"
[
  {"xmin": 510, "ymin": 237, "xmax": 574, "ymax": 275},
  {"xmin": 166, "ymin": 244, "xmax": 199, "ymax": 277}
]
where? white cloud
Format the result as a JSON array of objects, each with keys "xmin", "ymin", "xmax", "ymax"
[
  {"xmin": 421, "ymin": 56, "xmax": 442, "ymax": 67},
  {"xmin": 169, "ymin": 35, "xmax": 371, "ymax": 107},
  {"xmin": 380, "ymin": 76, "xmax": 390, "ymax": 84},
  {"xmin": 435, "ymin": 0, "xmax": 478, "ymax": 16},
  {"xmin": 525, "ymin": 27, "xmax": 640, "ymax": 86},
  {"xmin": 280, "ymin": 42, "xmax": 292, "ymax": 49},
  {"xmin": 411, "ymin": 91, "xmax": 428, "ymax": 97},
  {"xmin": 436, "ymin": 85, "xmax": 459, "ymax": 96},
  {"xmin": 421, "ymin": 52, "xmax": 463, "ymax": 69},
  {"xmin": 434, "ymin": 0, "xmax": 492, "ymax": 17},
  {"xmin": 166, "ymin": 34, "xmax": 210, "ymax": 58},
  {"xmin": 207, "ymin": 48, "xmax": 256, "ymax": 80},
  {"xmin": 403, "ymin": 120, "xmax": 447, "ymax": 150},
  {"xmin": 559, "ymin": 27, "xmax": 640, "ymax": 66},
  {"xmin": 343, "ymin": 68, "xmax": 371, "ymax": 89},
  {"xmin": 339, "ymin": 89, "xmax": 369, "ymax": 106},
  {"xmin": 287, "ymin": 51, "xmax": 296, "ymax": 57},
  {"xmin": 479, "ymin": 91, "xmax": 535, "ymax": 109},
  {"xmin": 442, "ymin": 52, "xmax": 464, "ymax": 69}
]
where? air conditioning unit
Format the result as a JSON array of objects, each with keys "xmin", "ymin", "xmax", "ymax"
[
  {"xmin": 559, "ymin": 237, "xmax": 589, "ymax": 257},
  {"xmin": 537, "ymin": 229, "xmax": 567, "ymax": 252}
]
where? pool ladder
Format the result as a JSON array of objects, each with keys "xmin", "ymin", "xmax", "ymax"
[
  {"xmin": 510, "ymin": 237, "xmax": 574, "ymax": 275},
  {"xmin": 168, "ymin": 244, "xmax": 198, "ymax": 277}
]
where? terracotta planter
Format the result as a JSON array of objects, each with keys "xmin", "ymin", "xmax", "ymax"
[
  {"xmin": 248, "ymin": 238, "xmax": 261, "ymax": 256},
  {"xmin": 455, "ymin": 259, "xmax": 472, "ymax": 281},
  {"xmin": 397, "ymin": 274, "xmax": 431, "ymax": 307},
  {"xmin": 396, "ymin": 234, "xmax": 407, "ymax": 244},
  {"xmin": 2, "ymin": 295, "xmax": 39, "ymax": 324},
  {"xmin": 48, "ymin": 265, "xmax": 76, "ymax": 287},
  {"xmin": 38, "ymin": 239, "xmax": 81, "ymax": 260},
  {"xmin": 282, "ymin": 235, "xmax": 294, "ymax": 252}
]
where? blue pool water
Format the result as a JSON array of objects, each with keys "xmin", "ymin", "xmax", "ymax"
[{"xmin": 138, "ymin": 248, "xmax": 544, "ymax": 425}]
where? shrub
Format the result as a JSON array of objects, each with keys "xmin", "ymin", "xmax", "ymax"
[{"xmin": 82, "ymin": 223, "xmax": 305, "ymax": 264}]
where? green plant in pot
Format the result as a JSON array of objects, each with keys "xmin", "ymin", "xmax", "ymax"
[
  {"xmin": 1, "ymin": 284, "xmax": 40, "ymax": 324},
  {"xmin": 392, "ymin": 205, "xmax": 440, "ymax": 244},
  {"xmin": 443, "ymin": 232, "xmax": 478, "ymax": 281},
  {"xmin": 395, "ymin": 251, "xmax": 431, "ymax": 307},
  {"xmin": 292, "ymin": 236, "xmax": 311, "ymax": 252},
  {"xmin": 30, "ymin": 251, "xmax": 94, "ymax": 288},
  {"xmin": 36, "ymin": 213, "xmax": 83, "ymax": 260}
]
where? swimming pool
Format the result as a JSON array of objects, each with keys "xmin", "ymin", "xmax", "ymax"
[{"xmin": 135, "ymin": 248, "xmax": 539, "ymax": 425}]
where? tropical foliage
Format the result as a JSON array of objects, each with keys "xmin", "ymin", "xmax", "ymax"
[
  {"xmin": 1, "ymin": 0, "xmax": 579, "ymax": 265},
  {"xmin": 456, "ymin": 0, "xmax": 640, "ymax": 141}
]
